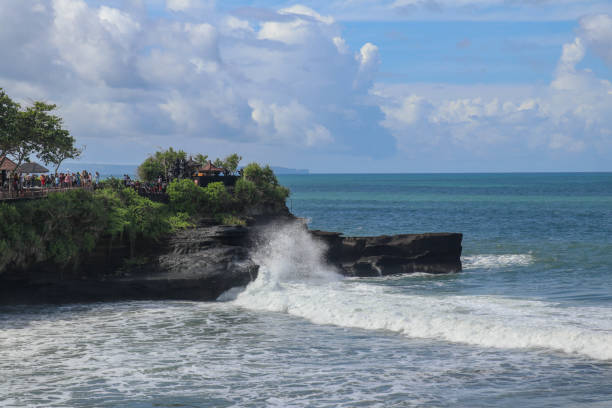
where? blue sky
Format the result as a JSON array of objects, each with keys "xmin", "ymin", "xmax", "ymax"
[{"xmin": 1, "ymin": 0, "xmax": 612, "ymax": 172}]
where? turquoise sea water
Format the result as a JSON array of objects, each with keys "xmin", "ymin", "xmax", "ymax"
[
  {"xmin": 282, "ymin": 173, "xmax": 612, "ymax": 305},
  {"xmin": 2, "ymin": 173, "xmax": 612, "ymax": 407}
]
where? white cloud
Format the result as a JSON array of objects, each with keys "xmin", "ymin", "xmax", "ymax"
[
  {"xmin": 248, "ymin": 99, "xmax": 334, "ymax": 147},
  {"xmin": 354, "ymin": 42, "xmax": 379, "ymax": 89},
  {"xmin": 1, "ymin": 1, "xmax": 388, "ymax": 161},
  {"xmin": 579, "ymin": 14, "xmax": 612, "ymax": 64},
  {"xmin": 257, "ymin": 6, "xmax": 336, "ymax": 45},
  {"xmin": 376, "ymin": 29, "xmax": 612, "ymax": 155},
  {"xmin": 1, "ymin": 2, "xmax": 611, "ymax": 169}
]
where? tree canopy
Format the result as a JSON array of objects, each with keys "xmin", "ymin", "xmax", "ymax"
[
  {"xmin": 138, "ymin": 147, "xmax": 187, "ymax": 182},
  {"xmin": 0, "ymin": 89, "xmax": 79, "ymax": 173}
]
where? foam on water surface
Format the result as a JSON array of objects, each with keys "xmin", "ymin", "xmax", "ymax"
[
  {"xmin": 462, "ymin": 254, "xmax": 535, "ymax": 270},
  {"xmin": 229, "ymin": 222, "xmax": 612, "ymax": 361}
]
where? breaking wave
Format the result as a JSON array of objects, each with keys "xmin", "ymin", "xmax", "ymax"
[
  {"xmin": 462, "ymin": 254, "xmax": 534, "ymax": 270},
  {"xmin": 224, "ymin": 223, "xmax": 612, "ymax": 361}
]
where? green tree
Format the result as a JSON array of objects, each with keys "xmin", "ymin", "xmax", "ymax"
[
  {"xmin": 139, "ymin": 147, "xmax": 187, "ymax": 181},
  {"xmin": 240, "ymin": 162, "xmax": 289, "ymax": 206},
  {"xmin": 242, "ymin": 162, "xmax": 279, "ymax": 187},
  {"xmin": 222, "ymin": 153, "xmax": 242, "ymax": 175},
  {"xmin": 0, "ymin": 89, "xmax": 20, "ymax": 169},
  {"xmin": 212, "ymin": 157, "xmax": 224, "ymax": 171},
  {"xmin": 12, "ymin": 102, "xmax": 61, "ymax": 170},
  {"xmin": 39, "ymin": 125, "xmax": 82, "ymax": 175},
  {"xmin": 0, "ymin": 91, "xmax": 78, "ymax": 177},
  {"xmin": 194, "ymin": 153, "xmax": 208, "ymax": 166},
  {"xmin": 137, "ymin": 156, "xmax": 164, "ymax": 182}
]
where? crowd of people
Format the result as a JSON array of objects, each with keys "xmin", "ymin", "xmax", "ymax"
[
  {"xmin": 1, "ymin": 170, "xmax": 101, "ymax": 192},
  {"xmin": 1, "ymin": 170, "xmax": 179, "ymax": 202},
  {"xmin": 123, "ymin": 174, "xmax": 168, "ymax": 194}
]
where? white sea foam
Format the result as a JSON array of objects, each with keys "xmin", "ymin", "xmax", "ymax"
[
  {"xmin": 229, "ymin": 223, "xmax": 612, "ymax": 361},
  {"xmin": 462, "ymin": 253, "xmax": 534, "ymax": 269}
]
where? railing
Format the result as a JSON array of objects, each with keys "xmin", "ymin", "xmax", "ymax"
[{"xmin": 0, "ymin": 185, "xmax": 94, "ymax": 201}]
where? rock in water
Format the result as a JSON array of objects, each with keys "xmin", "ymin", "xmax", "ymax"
[{"xmin": 310, "ymin": 230, "xmax": 462, "ymax": 277}]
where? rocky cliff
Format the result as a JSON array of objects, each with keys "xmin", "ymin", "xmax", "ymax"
[{"xmin": 0, "ymin": 219, "xmax": 462, "ymax": 305}]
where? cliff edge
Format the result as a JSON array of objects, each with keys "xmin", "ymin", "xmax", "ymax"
[{"xmin": 0, "ymin": 219, "xmax": 462, "ymax": 305}]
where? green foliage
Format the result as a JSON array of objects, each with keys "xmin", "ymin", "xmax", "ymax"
[
  {"xmin": 98, "ymin": 176, "xmax": 124, "ymax": 191},
  {"xmin": 234, "ymin": 177, "xmax": 258, "ymax": 205},
  {"xmin": 167, "ymin": 212, "xmax": 194, "ymax": 231},
  {"xmin": 167, "ymin": 180, "xmax": 231, "ymax": 215},
  {"xmin": 116, "ymin": 188, "xmax": 169, "ymax": 251},
  {"xmin": 203, "ymin": 182, "xmax": 230, "ymax": 213},
  {"xmin": 194, "ymin": 153, "xmax": 208, "ymax": 166},
  {"xmin": 167, "ymin": 179, "xmax": 206, "ymax": 215},
  {"xmin": 0, "ymin": 89, "xmax": 78, "ymax": 176},
  {"xmin": 215, "ymin": 213, "xmax": 247, "ymax": 226},
  {"xmin": 239, "ymin": 162, "xmax": 290, "ymax": 206},
  {"xmin": 138, "ymin": 147, "xmax": 187, "ymax": 182},
  {"xmin": 242, "ymin": 162, "xmax": 279, "ymax": 187},
  {"xmin": 270, "ymin": 184, "xmax": 291, "ymax": 202},
  {"xmin": 137, "ymin": 156, "xmax": 164, "ymax": 183},
  {"xmin": 0, "ymin": 189, "xmax": 109, "ymax": 271},
  {"xmin": 222, "ymin": 153, "xmax": 242, "ymax": 175},
  {"xmin": 212, "ymin": 157, "xmax": 224, "ymax": 169},
  {"xmin": 0, "ymin": 187, "xmax": 189, "ymax": 274},
  {"xmin": 0, "ymin": 89, "xmax": 20, "ymax": 164}
]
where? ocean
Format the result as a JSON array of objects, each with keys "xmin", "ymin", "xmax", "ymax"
[{"xmin": 1, "ymin": 173, "xmax": 612, "ymax": 407}]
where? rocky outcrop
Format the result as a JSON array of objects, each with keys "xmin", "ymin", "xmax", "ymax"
[
  {"xmin": 311, "ymin": 230, "xmax": 462, "ymax": 277},
  {"xmin": 0, "ymin": 223, "xmax": 258, "ymax": 305},
  {"xmin": 0, "ymin": 219, "xmax": 462, "ymax": 305}
]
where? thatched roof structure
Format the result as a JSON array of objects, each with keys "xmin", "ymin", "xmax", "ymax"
[
  {"xmin": 0, "ymin": 156, "xmax": 17, "ymax": 172},
  {"xmin": 18, "ymin": 162, "xmax": 49, "ymax": 173}
]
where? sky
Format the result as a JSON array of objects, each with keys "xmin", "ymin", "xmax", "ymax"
[{"xmin": 1, "ymin": 0, "xmax": 612, "ymax": 172}]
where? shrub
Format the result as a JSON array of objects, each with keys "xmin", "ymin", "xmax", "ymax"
[
  {"xmin": 234, "ymin": 177, "xmax": 258, "ymax": 206},
  {"xmin": 98, "ymin": 176, "xmax": 124, "ymax": 190},
  {"xmin": 215, "ymin": 213, "xmax": 247, "ymax": 226},
  {"xmin": 242, "ymin": 162, "xmax": 278, "ymax": 187},
  {"xmin": 166, "ymin": 179, "xmax": 206, "ymax": 215},
  {"xmin": 203, "ymin": 182, "xmax": 230, "ymax": 213}
]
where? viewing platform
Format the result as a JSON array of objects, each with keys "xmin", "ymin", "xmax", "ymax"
[{"xmin": 0, "ymin": 186, "xmax": 94, "ymax": 201}]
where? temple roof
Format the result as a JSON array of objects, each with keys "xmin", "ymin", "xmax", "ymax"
[
  {"xmin": 0, "ymin": 156, "xmax": 17, "ymax": 171},
  {"xmin": 200, "ymin": 161, "xmax": 224, "ymax": 172}
]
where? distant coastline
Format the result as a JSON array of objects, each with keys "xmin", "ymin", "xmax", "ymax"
[{"xmin": 60, "ymin": 163, "xmax": 309, "ymax": 178}]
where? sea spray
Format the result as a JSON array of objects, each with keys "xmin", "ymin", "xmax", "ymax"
[
  {"xmin": 240, "ymin": 221, "xmax": 341, "ymax": 292},
  {"xmin": 229, "ymin": 221, "xmax": 612, "ymax": 361}
]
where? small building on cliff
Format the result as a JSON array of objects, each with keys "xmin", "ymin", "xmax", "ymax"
[
  {"xmin": 0, "ymin": 156, "xmax": 17, "ymax": 186},
  {"xmin": 194, "ymin": 161, "xmax": 238, "ymax": 187}
]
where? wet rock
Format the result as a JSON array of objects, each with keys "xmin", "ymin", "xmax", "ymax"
[
  {"xmin": 311, "ymin": 231, "xmax": 463, "ymax": 277},
  {"xmin": 0, "ymin": 220, "xmax": 462, "ymax": 305}
]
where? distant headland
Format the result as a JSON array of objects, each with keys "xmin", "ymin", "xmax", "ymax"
[{"xmin": 59, "ymin": 163, "xmax": 309, "ymax": 178}]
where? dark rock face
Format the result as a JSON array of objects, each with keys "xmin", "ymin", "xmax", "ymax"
[
  {"xmin": 0, "ymin": 224, "xmax": 258, "ymax": 305},
  {"xmin": 310, "ymin": 230, "xmax": 462, "ymax": 277},
  {"xmin": 0, "ymin": 219, "xmax": 462, "ymax": 305}
]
